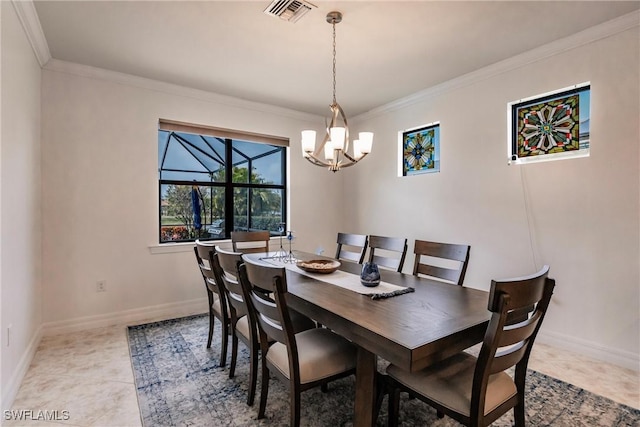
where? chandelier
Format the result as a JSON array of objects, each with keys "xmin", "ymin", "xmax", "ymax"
[{"xmin": 301, "ymin": 11, "xmax": 373, "ymax": 172}]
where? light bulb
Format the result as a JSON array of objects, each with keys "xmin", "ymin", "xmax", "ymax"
[
  {"xmin": 330, "ymin": 127, "xmax": 346, "ymax": 151},
  {"xmin": 301, "ymin": 130, "xmax": 316, "ymax": 153},
  {"xmin": 359, "ymin": 132, "xmax": 373, "ymax": 154}
]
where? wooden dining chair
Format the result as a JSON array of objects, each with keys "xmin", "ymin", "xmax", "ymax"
[
  {"xmin": 231, "ymin": 230, "xmax": 270, "ymax": 254},
  {"xmin": 214, "ymin": 246, "xmax": 316, "ymax": 406},
  {"xmin": 193, "ymin": 240, "xmax": 230, "ymax": 367},
  {"xmin": 412, "ymin": 239, "xmax": 471, "ymax": 286},
  {"xmin": 335, "ymin": 232, "xmax": 368, "ymax": 264},
  {"xmin": 212, "ymin": 246, "xmax": 259, "ymax": 406},
  {"xmin": 367, "ymin": 235, "xmax": 408, "ymax": 273},
  {"xmin": 238, "ymin": 256, "xmax": 357, "ymax": 427},
  {"xmin": 387, "ymin": 265, "xmax": 555, "ymax": 427}
]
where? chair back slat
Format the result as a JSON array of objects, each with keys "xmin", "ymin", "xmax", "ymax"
[
  {"xmin": 489, "ymin": 341, "xmax": 528, "ymax": 374},
  {"xmin": 195, "ymin": 241, "xmax": 215, "ymax": 265},
  {"xmin": 194, "ymin": 241, "xmax": 220, "ymax": 294},
  {"xmin": 240, "ymin": 258, "xmax": 280, "ymax": 293},
  {"xmin": 371, "ymin": 254, "xmax": 401, "ymax": 271},
  {"xmin": 231, "ymin": 231, "xmax": 270, "ymax": 254},
  {"xmin": 368, "ymin": 235, "xmax": 408, "ymax": 273},
  {"xmin": 488, "ymin": 270, "xmax": 549, "ymax": 312},
  {"xmin": 414, "ymin": 240, "xmax": 469, "ymax": 261},
  {"xmin": 414, "ymin": 264, "xmax": 463, "ymax": 284},
  {"xmin": 412, "ymin": 240, "xmax": 470, "ymax": 285},
  {"xmin": 339, "ymin": 249, "xmax": 364, "ymax": 263},
  {"xmin": 251, "ymin": 292, "xmax": 287, "ymax": 344},
  {"xmin": 214, "ymin": 247, "xmax": 246, "ymax": 315},
  {"xmin": 335, "ymin": 232, "xmax": 368, "ymax": 264},
  {"xmin": 499, "ymin": 310, "xmax": 542, "ymax": 348}
]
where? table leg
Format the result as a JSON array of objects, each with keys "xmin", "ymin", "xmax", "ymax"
[{"xmin": 354, "ymin": 346, "xmax": 376, "ymax": 427}]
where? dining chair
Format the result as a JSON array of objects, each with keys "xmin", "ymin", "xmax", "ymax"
[
  {"xmin": 412, "ymin": 239, "xmax": 471, "ymax": 286},
  {"xmin": 335, "ymin": 232, "xmax": 368, "ymax": 264},
  {"xmin": 231, "ymin": 230, "xmax": 270, "ymax": 254},
  {"xmin": 212, "ymin": 246, "xmax": 259, "ymax": 406},
  {"xmin": 214, "ymin": 246, "xmax": 316, "ymax": 406},
  {"xmin": 367, "ymin": 235, "xmax": 408, "ymax": 273},
  {"xmin": 238, "ymin": 256, "xmax": 357, "ymax": 427},
  {"xmin": 387, "ymin": 265, "xmax": 555, "ymax": 427},
  {"xmin": 193, "ymin": 240, "xmax": 230, "ymax": 367}
]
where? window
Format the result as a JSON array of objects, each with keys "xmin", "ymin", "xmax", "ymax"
[
  {"xmin": 158, "ymin": 120, "xmax": 287, "ymax": 243},
  {"xmin": 508, "ymin": 82, "xmax": 590, "ymax": 164},
  {"xmin": 399, "ymin": 122, "xmax": 440, "ymax": 177}
]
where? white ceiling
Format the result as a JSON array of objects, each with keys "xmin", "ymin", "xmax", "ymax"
[{"xmin": 33, "ymin": 1, "xmax": 639, "ymax": 116}]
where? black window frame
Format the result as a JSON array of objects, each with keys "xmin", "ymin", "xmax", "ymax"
[{"xmin": 158, "ymin": 121, "xmax": 288, "ymax": 244}]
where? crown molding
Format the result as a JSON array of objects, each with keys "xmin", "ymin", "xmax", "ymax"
[
  {"xmin": 11, "ymin": 0, "xmax": 51, "ymax": 67},
  {"xmin": 43, "ymin": 58, "xmax": 321, "ymax": 123},
  {"xmin": 355, "ymin": 10, "xmax": 640, "ymax": 122}
]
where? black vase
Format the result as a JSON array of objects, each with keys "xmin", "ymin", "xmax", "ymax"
[{"xmin": 361, "ymin": 262, "xmax": 381, "ymax": 287}]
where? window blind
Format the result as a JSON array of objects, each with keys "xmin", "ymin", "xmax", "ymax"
[{"xmin": 159, "ymin": 119, "xmax": 289, "ymax": 147}]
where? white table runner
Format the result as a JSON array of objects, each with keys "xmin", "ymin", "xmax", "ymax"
[{"xmin": 260, "ymin": 257, "xmax": 414, "ymax": 298}]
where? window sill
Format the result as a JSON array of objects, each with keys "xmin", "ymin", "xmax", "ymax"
[
  {"xmin": 148, "ymin": 237, "xmax": 281, "ymax": 255},
  {"xmin": 148, "ymin": 242, "xmax": 195, "ymax": 254},
  {"xmin": 148, "ymin": 239, "xmax": 236, "ymax": 254}
]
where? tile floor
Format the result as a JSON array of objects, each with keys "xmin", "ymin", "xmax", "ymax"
[{"xmin": 5, "ymin": 318, "xmax": 639, "ymax": 426}]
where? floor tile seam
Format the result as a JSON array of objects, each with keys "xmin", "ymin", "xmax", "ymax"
[
  {"xmin": 89, "ymin": 408, "xmax": 143, "ymax": 427},
  {"xmin": 2, "ymin": 412, "xmax": 90, "ymax": 427},
  {"xmin": 21, "ymin": 371, "xmax": 135, "ymax": 385}
]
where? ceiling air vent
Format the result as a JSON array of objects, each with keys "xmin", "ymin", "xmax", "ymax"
[{"xmin": 264, "ymin": 0, "xmax": 316, "ymax": 23}]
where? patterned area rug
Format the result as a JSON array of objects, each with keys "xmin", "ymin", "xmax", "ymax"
[{"xmin": 127, "ymin": 314, "xmax": 639, "ymax": 426}]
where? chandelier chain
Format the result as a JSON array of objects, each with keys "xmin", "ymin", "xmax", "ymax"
[{"xmin": 332, "ymin": 21, "xmax": 337, "ymax": 105}]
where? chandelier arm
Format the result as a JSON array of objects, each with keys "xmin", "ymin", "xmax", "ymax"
[
  {"xmin": 334, "ymin": 102, "xmax": 350, "ymax": 153},
  {"xmin": 304, "ymin": 153, "xmax": 331, "ymax": 168},
  {"xmin": 342, "ymin": 152, "xmax": 358, "ymax": 163},
  {"xmin": 311, "ymin": 130, "xmax": 331, "ymax": 158},
  {"xmin": 329, "ymin": 104, "xmax": 340, "ymax": 128},
  {"xmin": 338, "ymin": 160, "xmax": 360, "ymax": 168}
]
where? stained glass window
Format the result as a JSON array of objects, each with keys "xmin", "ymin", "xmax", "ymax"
[
  {"xmin": 509, "ymin": 83, "xmax": 590, "ymax": 164},
  {"xmin": 400, "ymin": 122, "xmax": 440, "ymax": 176}
]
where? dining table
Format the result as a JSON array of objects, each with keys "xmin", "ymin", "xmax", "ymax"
[{"xmin": 247, "ymin": 251, "xmax": 491, "ymax": 427}]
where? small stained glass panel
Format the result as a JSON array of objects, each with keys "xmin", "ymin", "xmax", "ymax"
[{"xmin": 401, "ymin": 123, "xmax": 440, "ymax": 176}]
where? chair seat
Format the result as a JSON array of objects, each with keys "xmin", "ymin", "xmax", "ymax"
[
  {"xmin": 235, "ymin": 315, "xmax": 250, "ymax": 340},
  {"xmin": 212, "ymin": 296, "xmax": 222, "ymax": 316},
  {"xmin": 267, "ymin": 328, "xmax": 356, "ymax": 384},
  {"xmin": 386, "ymin": 352, "xmax": 517, "ymax": 417}
]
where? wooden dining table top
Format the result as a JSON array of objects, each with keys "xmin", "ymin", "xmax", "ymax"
[{"xmin": 251, "ymin": 251, "xmax": 491, "ymax": 372}]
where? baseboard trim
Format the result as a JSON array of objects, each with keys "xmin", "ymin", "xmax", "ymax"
[
  {"xmin": 42, "ymin": 298, "xmax": 209, "ymax": 336},
  {"xmin": 2, "ymin": 324, "xmax": 43, "ymax": 411},
  {"xmin": 538, "ymin": 330, "xmax": 639, "ymax": 372}
]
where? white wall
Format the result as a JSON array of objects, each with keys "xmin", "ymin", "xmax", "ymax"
[
  {"xmin": 1, "ymin": 1, "xmax": 43, "ymax": 408},
  {"xmin": 346, "ymin": 27, "xmax": 639, "ymax": 368},
  {"xmin": 21, "ymin": 5, "xmax": 640, "ymax": 383},
  {"xmin": 40, "ymin": 62, "xmax": 343, "ymax": 326}
]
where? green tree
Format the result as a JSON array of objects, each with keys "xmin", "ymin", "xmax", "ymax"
[
  {"xmin": 165, "ymin": 184, "xmax": 193, "ymax": 229},
  {"xmin": 165, "ymin": 165, "xmax": 282, "ymax": 238}
]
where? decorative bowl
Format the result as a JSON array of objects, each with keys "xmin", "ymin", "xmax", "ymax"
[{"xmin": 296, "ymin": 259, "xmax": 341, "ymax": 274}]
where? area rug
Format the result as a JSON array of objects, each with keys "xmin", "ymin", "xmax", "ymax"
[{"xmin": 127, "ymin": 314, "xmax": 639, "ymax": 426}]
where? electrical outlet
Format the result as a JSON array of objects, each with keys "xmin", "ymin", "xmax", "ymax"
[
  {"xmin": 7, "ymin": 324, "xmax": 12, "ymax": 347},
  {"xmin": 96, "ymin": 280, "xmax": 107, "ymax": 292}
]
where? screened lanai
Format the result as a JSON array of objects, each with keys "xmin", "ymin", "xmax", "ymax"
[{"xmin": 158, "ymin": 127, "xmax": 287, "ymax": 243}]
